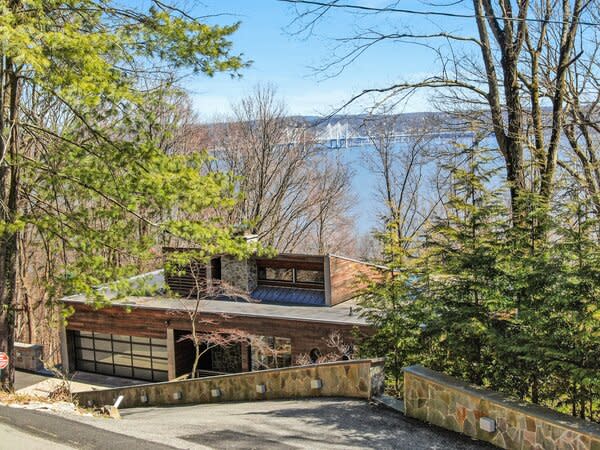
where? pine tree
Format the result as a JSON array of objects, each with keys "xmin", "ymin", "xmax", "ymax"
[
  {"xmin": 541, "ymin": 189, "xmax": 600, "ymax": 419},
  {"xmin": 358, "ymin": 218, "xmax": 423, "ymax": 392},
  {"xmin": 421, "ymin": 144, "xmax": 510, "ymax": 385}
]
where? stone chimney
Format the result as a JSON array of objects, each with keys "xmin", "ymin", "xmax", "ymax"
[
  {"xmin": 221, "ymin": 256, "xmax": 257, "ymax": 294},
  {"xmin": 220, "ymin": 234, "xmax": 259, "ymax": 294}
]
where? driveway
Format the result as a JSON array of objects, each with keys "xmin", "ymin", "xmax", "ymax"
[
  {"xmin": 57, "ymin": 398, "xmax": 495, "ymax": 449},
  {"xmin": 15, "ymin": 370, "xmax": 146, "ymax": 398},
  {"xmin": 14, "ymin": 370, "xmax": 55, "ymax": 391}
]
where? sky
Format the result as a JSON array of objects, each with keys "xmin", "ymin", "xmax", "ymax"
[
  {"xmin": 181, "ymin": 0, "xmax": 478, "ymax": 233},
  {"xmin": 185, "ymin": 0, "xmax": 473, "ymax": 118}
]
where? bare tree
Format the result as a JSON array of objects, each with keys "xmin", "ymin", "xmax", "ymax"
[
  {"xmin": 557, "ymin": 8, "xmax": 600, "ymax": 219},
  {"xmin": 165, "ymin": 251, "xmax": 279, "ymax": 378},
  {"xmin": 361, "ymin": 112, "xmax": 441, "ymax": 262},
  {"xmin": 282, "ymin": 0, "xmax": 595, "ymax": 224},
  {"xmin": 294, "ymin": 331, "xmax": 353, "ymax": 365},
  {"xmin": 287, "ymin": 153, "xmax": 358, "ymax": 255},
  {"xmin": 203, "ymin": 84, "xmax": 357, "ymax": 253}
]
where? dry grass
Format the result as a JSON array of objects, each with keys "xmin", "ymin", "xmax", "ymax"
[
  {"xmin": 0, "ymin": 389, "xmax": 101, "ymax": 416},
  {"xmin": 0, "ymin": 390, "xmax": 52, "ymax": 405}
]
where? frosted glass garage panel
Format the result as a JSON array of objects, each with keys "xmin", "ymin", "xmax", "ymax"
[{"xmin": 71, "ymin": 331, "xmax": 169, "ymax": 382}]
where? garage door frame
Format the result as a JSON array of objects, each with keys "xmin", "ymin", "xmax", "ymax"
[{"xmin": 70, "ymin": 330, "xmax": 168, "ymax": 382}]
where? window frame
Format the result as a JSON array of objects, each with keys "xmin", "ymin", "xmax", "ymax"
[{"xmin": 256, "ymin": 266, "xmax": 325, "ymax": 288}]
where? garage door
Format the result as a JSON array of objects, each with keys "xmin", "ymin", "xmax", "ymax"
[{"xmin": 71, "ymin": 331, "xmax": 168, "ymax": 381}]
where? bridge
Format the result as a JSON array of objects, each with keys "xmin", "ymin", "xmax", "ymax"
[{"xmin": 312, "ymin": 122, "xmax": 475, "ymax": 149}]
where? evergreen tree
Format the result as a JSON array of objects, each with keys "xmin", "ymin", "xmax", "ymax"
[
  {"xmin": 360, "ymin": 146, "xmax": 600, "ymax": 422},
  {"xmin": 359, "ymin": 255, "xmax": 425, "ymax": 392},
  {"xmin": 542, "ymin": 189, "xmax": 600, "ymax": 419},
  {"xmin": 0, "ymin": 1, "xmax": 249, "ymax": 390},
  {"xmin": 421, "ymin": 145, "xmax": 510, "ymax": 385}
]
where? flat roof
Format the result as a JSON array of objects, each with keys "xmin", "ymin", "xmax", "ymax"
[{"xmin": 61, "ymin": 271, "xmax": 368, "ymax": 327}]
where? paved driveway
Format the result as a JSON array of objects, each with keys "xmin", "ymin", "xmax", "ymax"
[
  {"xmin": 59, "ymin": 398, "xmax": 495, "ymax": 449},
  {"xmin": 14, "ymin": 370, "xmax": 55, "ymax": 391},
  {"xmin": 15, "ymin": 370, "xmax": 145, "ymax": 398}
]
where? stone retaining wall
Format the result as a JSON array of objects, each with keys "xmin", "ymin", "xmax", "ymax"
[
  {"xmin": 404, "ymin": 365, "xmax": 600, "ymax": 450},
  {"xmin": 76, "ymin": 358, "xmax": 384, "ymax": 409}
]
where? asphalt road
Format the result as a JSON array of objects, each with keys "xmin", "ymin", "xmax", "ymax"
[
  {"xmin": 0, "ymin": 405, "xmax": 173, "ymax": 450},
  {"xmin": 0, "ymin": 422, "xmax": 74, "ymax": 450}
]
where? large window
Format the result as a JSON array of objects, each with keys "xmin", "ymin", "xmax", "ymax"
[
  {"xmin": 71, "ymin": 331, "xmax": 168, "ymax": 382},
  {"xmin": 251, "ymin": 336, "xmax": 292, "ymax": 370},
  {"xmin": 257, "ymin": 267, "xmax": 293, "ymax": 282},
  {"xmin": 295, "ymin": 269, "xmax": 324, "ymax": 284},
  {"xmin": 257, "ymin": 267, "xmax": 324, "ymax": 287}
]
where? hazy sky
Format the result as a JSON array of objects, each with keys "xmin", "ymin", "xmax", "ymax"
[{"xmin": 186, "ymin": 0, "xmax": 472, "ymax": 118}]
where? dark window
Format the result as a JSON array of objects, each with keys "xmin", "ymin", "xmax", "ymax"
[
  {"xmin": 77, "ymin": 360, "xmax": 95, "ymax": 372},
  {"xmin": 211, "ymin": 344, "xmax": 242, "ymax": 373},
  {"xmin": 211, "ymin": 257, "xmax": 222, "ymax": 280},
  {"xmin": 257, "ymin": 266, "xmax": 324, "ymax": 287},
  {"xmin": 309, "ymin": 348, "xmax": 322, "ymax": 363},
  {"xmin": 153, "ymin": 371, "xmax": 169, "ymax": 382},
  {"xmin": 133, "ymin": 368, "xmax": 153, "ymax": 380},
  {"xmin": 114, "ymin": 365, "xmax": 133, "ymax": 378}
]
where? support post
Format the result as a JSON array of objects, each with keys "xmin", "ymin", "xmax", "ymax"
[
  {"xmin": 166, "ymin": 328, "xmax": 176, "ymax": 380},
  {"xmin": 324, "ymin": 254, "xmax": 332, "ymax": 306},
  {"xmin": 59, "ymin": 322, "xmax": 70, "ymax": 375}
]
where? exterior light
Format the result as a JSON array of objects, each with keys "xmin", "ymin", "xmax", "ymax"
[
  {"xmin": 311, "ymin": 379, "xmax": 323, "ymax": 389},
  {"xmin": 479, "ymin": 417, "xmax": 496, "ymax": 433}
]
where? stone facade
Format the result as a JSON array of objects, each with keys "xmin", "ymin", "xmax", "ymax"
[
  {"xmin": 404, "ymin": 365, "xmax": 600, "ymax": 450},
  {"xmin": 221, "ymin": 256, "xmax": 257, "ymax": 293},
  {"xmin": 75, "ymin": 358, "xmax": 382, "ymax": 409}
]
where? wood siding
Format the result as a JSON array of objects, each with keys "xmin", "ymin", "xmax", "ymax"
[
  {"xmin": 329, "ymin": 255, "xmax": 384, "ymax": 305},
  {"xmin": 162, "ymin": 247, "xmax": 209, "ymax": 297},
  {"xmin": 254, "ymin": 254, "xmax": 324, "ymax": 271},
  {"xmin": 65, "ymin": 304, "xmax": 371, "ymax": 369}
]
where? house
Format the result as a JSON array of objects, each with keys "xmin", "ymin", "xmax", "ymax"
[{"xmin": 60, "ymin": 249, "xmax": 384, "ymax": 382}]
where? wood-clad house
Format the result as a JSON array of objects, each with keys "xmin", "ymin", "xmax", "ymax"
[{"xmin": 60, "ymin": 250, "xmax": 385, "ymax": 382}]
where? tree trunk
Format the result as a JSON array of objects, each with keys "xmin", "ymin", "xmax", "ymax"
[
  {"xmin": 0, "ymin": 227, "xmax": 18, "ymax": 391},
  {"xmin": 0, "ymin": 62, "xmax": 21, "ymax": 391},
  {"xmin": 531, "ymin": 375, "xmax": 539, "ymax": 404}
]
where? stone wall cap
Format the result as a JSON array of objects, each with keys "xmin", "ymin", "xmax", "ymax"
[
  {"xmin": 369, "ymin": 357, "xmax": 386, "ymax": 366},
  {"xmin": 404, "ymin": 365, "xmax": 600, "ymax": 438}
]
